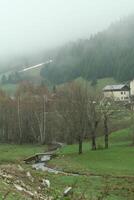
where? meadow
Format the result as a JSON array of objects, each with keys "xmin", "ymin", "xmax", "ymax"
[{"xmin": 0, "ymin": 129, "xmax": 133, "ymax": 199}]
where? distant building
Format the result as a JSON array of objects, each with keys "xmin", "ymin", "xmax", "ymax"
[
  {"xmin": 130, "ymin": 80, "xmax": 134, "ymax": 96},
  {"xmin": 103, "ymin": 84, "xmax": 130, "ymax": 102}
]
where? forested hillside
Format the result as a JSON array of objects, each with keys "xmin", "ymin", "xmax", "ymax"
[{"xmin": 41, "ymin": 15, "xmax": 134, "ymax": 84}]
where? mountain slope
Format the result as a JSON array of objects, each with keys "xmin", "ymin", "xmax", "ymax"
[{"xmin": 41, "ymin": 15, "xmax": 134, "ymax": 84}]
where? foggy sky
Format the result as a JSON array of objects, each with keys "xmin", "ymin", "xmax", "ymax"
[{"xmin": 0, "ymin": 0, "xmax": 134, "ymax": 60}]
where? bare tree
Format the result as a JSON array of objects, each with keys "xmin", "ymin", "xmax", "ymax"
[
  {"xmin": 55, "ymin": 82, "xmax": 88, "ymax": 154},
  {"xmin": 100, "ymin": 97, "xmax": 118, "ymax": 149},
  {"xmin": 87, "ymin": 96, "xmax": 100, "ymax": 150}
]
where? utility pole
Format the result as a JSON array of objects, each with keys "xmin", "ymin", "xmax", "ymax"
[{"xmin": 17, "ymin": 95, "xmax": 22, "ymax": 144}]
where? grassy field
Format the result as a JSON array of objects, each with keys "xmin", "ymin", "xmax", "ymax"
[
  {"xmin": 50, "ymin": 129, "xmax": 134, "ymax": 176},
  {"xmin": 55, "ymin": 77, "xmax": 117, "ymax": 94},
  {"xmin": 47, "ymin": 129, "xmax": 134, "ymax": 199},
  {"xmin": 0, "ymin": 144, "xmax": 46, "ymax": 164},
  {"xmin": 0, "ymin": 129, "xmax": 134, "ymax": 199},
  {"xmin": 74, "ymin": 77, "xmax": 117, "ymax": 91},
  {"xmin": 0, "ymin": 77, "xmax": 117, "ymax": 96},
  {"xmin": 0, "ymin": 83, "xmax": 17, "ymax": 95}
]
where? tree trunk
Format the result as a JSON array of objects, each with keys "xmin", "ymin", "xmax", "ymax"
[
  {"xmin": 91, "ymin": 132, "xmax": 96, "ymax": 150},
  {"xmin": 91, "ymin": 121, "xmax": 98, "ymax": 150},
  {"xmin": 78, "ymin": 137, "xmax": 83, "ymax": 154},
  {"xmin": 104, "ymin": 116, "xmax": 109, "ymax": 149}
]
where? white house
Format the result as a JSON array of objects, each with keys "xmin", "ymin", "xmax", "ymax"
[
  {"xmin": 130, "ymin": 80, "xmax": 134, "ymax": 96},
  {"xmin": 103, "ymin": 84, "xmax": 130, "ymax": 102}
]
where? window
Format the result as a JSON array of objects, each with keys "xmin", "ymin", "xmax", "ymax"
[
  {"xmin": 121, "ymin": 92, "xmax": 123, "ymax": 95},
  {"xmin": 124, "ymin": 91, "xmax": 126, "ymax": 94}
]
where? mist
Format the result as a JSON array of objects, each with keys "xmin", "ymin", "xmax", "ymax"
[{"xmin": 1, "ymin": 0, "xmax": 134, "ymax": 63}]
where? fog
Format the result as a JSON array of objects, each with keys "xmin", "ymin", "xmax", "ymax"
[{"xmin": 0, "ymin": 0, "xmax": 134, "ymax": 63}]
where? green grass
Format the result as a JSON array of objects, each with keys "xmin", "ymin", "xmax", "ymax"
[
  {"xmin": 50, "ymin": 129, "xmax": 134, "ymax": 176},
  {"xmin": 74, "ymin": 77, "xmax": 117, "ymax": 92},
  {"xmin": 44, "ymin": 173, "xmax": 134, "ymax": 200},
  {"xmin": 96, "ymin": 77, "xmax": 118, "ymax": 90},
  {"xmin": 45, "ymin": 128, "xmax": 134, "ymax": 199},
  {"xmin": 0, "ymin": 181, "xmax": 24, "ymax": 200},
  {"xmin": 0, "ymin": 77, "xmax": 117, "ymax": 96},
  {"xmin": 0, "ymin": 84, "xmax": 17, "ymax": 95},
  {"xmin": 0, "ymin": 129, "xmax": 134, "ymax": 199},
  {"xmin": 0, "ymin": 144, "xmax": 46, "ymax": 163},
  {"xmin": 58, "ymin": 77, "xmax": 117, "ymax": 94},
  {"xmin": 21, "ymin": 67, "xmax": 43, "ymax": 84}
]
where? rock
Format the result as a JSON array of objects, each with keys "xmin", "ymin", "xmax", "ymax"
[
  {"xmin": 14, "ymin": 184, "xmax": 34, "ymax": 198},
  {"xmin": 0, "ymin": 172, "xmax": 13, "ymax": 180},
  {"xmin": 25, "ymin": 190, "xmax": 34, "ymax": 197},
  {"xmin": 34, "ymin": 191, "xmax": 38, "ymax": 195},
  {"xmin": 63, "ymin": 187, "xmax": 72, "ymax": 196},
  {"xmin": 14, "ymin": 184, "xmax": 23, "ymax": 191},
  {"xmin": 38, "ymin": 186, "xmax": 41, "ymax": 191},
  {"xmin": 26, "ymin": 171, "xmax": 34, "ymax": 182},
  {"xmin": 42, "ymin": 179, "xmax": 50, "ymax": 188},
  {"xmin": 32, "ymin": 163, "xmax": 46, "ymax": 171},
  {"xmin": 18, "ymin": 165, "xmax": 24, "ymax": 172},
  {"xmin": 41, "ymin": 155, "xmax": 51, "ymax": 162},
  {"xmin": 15, "ymin": 179, "xmax": 27, "ymax": 189},
  {"xmin": 26, "ymin": 171, "xmax": 31, "ymax": 177}
]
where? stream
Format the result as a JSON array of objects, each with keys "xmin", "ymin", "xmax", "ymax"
[
  {"xmin": 32, "ymin": 143, "xmax": 77, "ymax": 175},
  {"xmin": 31, "ymin": 153, "xmax": 101, "ymax": 177},
  {"xmin": 32, "ymin": 154, "xmax": 61, "ymax": 174}
]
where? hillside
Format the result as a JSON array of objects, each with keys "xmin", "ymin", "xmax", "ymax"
[
  {"xmin": 1, "ymin": 15, "xmax": 134, "ymax": 90},
  {"xmin": 0, "ymin": 129, "xmax": 133, "ymax": 200},
  {"xmin": 41, "ymin": 15, "xmax": 134, "ymax": 84}
]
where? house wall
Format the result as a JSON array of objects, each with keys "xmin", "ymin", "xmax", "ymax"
[
  {"xmin": 130, "ymin": 80, "xmax": 134, "ymax": 96},
  {"xmin": 104, "ymin": 90, "xmax": 130, "ymax": 101}
]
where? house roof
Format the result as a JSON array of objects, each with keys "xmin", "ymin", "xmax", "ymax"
[{"xmin": 103, "ymin": 84, "xmax": 129, "ymax": 91}]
